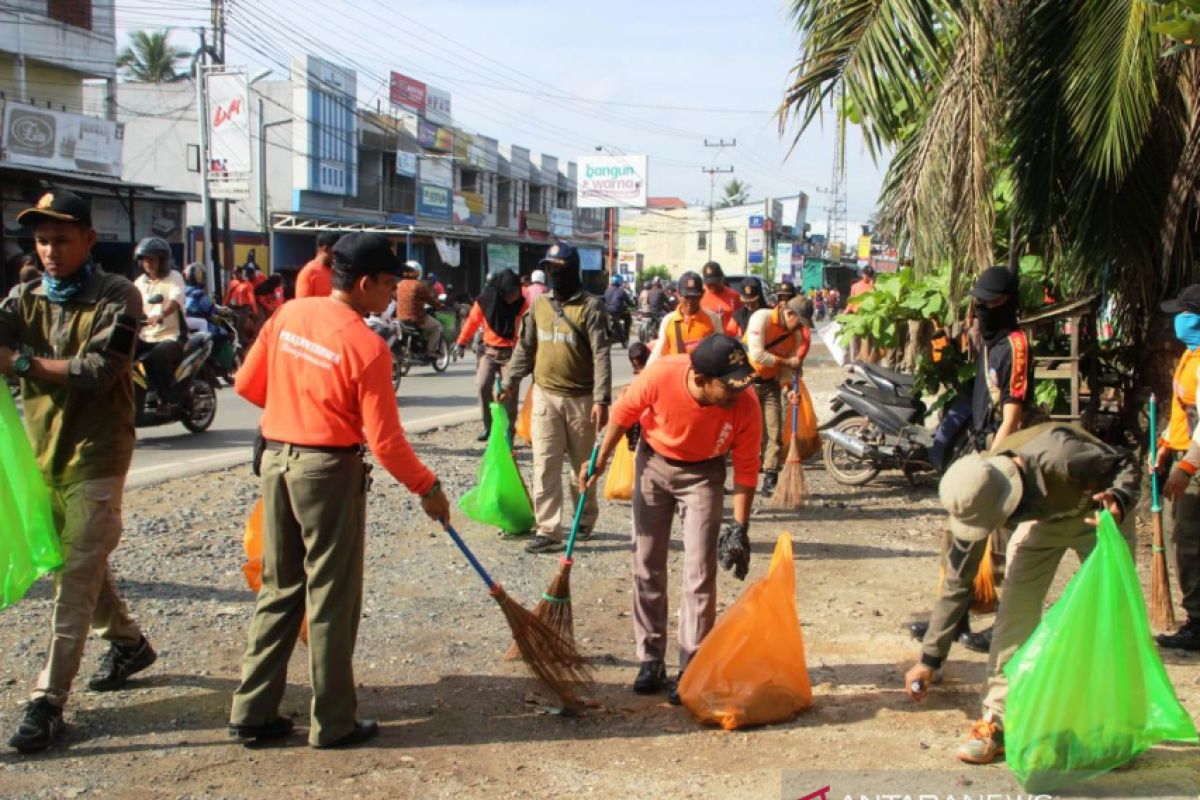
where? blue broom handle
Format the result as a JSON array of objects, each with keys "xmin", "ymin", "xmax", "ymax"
[
  {"xmin": 442, "ymin": 522, "xmax": 497, "ymax": 591},
  {"xmin": 1150, "ymin": 393, "xmax": 1162, "ymax": 513},
  {"xmin": 565, "ymin": 440, "xmax": 602, "ymax": 560}
]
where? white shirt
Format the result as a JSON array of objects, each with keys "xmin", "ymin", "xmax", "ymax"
[{"xmin": 134, "ymin": 270, "xmax": 186, "ymax": 343}]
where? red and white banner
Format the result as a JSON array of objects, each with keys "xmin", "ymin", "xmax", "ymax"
[{"xmin": 390, "ymin": 72, "xmax": 426, "ymax": 114}]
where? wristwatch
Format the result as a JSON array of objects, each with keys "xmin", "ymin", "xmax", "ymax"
[{"xmin": 12, "ymin": 351, "xmax": 32, "ymax": 378}]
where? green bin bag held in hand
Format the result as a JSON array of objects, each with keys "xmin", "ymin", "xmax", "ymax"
[
  {"xmin": 0, "ymin": 390, "xmax": 62, "ymax": 610},
  {"xmin": 458, "ymin": 402, "xmax": 535, "ymax": 534},
  {"xmin": 1003, "ymin": 510, "xmax": 1198, "ymax": 792}
]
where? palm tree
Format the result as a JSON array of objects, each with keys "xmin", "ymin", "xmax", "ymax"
[
  {"xmin": 118, "ymin": 30, "xmax": 190, "ymax": 83},
  {"xmin": 717, "ymin": 178, "xmax": 752, "ymax": 208}
]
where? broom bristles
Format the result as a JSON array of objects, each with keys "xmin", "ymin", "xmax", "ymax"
[
  {"xmin": 970, "ymin": 536, "xmax": 998, "ymax": 614},
  {"xmin": 504, "ymin": 559, "xmax": 576, "ymax": 661},
  {"xmin": 768, "ymin": 433, "xmax": 808, "ymax": 509},
  {"xmin": 1151, "ymin": 515, "xmax": 1176, "ymax": 630},
  {"xmin": 492, "ymin": 585, "xmax": 590, "ymax": 712}
]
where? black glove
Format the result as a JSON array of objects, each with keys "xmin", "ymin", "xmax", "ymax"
[
  {"xmin": 252, "ymin": 429, "xmax": 266, "ymax": 477},
  {"xmin": 718, "ymin": 522, "xmax": 750, "ymax": 581}
]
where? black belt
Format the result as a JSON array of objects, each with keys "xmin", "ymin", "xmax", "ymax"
[
  {"xmin": 263, "ymin": 440, "xmax": 363, "ymax": 456},
  {"xmin": 646, "ymin": 444, "xmax": 724, "ymax": 470}
]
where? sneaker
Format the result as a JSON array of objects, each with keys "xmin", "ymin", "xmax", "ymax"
[
  {"xmin": 476, "ymin": 430, "xmax": 490, "ymax": 442},
  {"xmin": 88, "ymin": 635, "xmax": 157, "ymax": 691},
  {"xmin": 525, "ymin": 535, "xmax": 565, "ymax": 554},
  {"xmin": 228, "ymin": 716, "xmax": 294, "ymax": 741},
  {"xmin": 957, "ymin": 716, "xmax": 1004, "ymax": 764},
  {"xmin": 1156, "ymin": 618, "xmax": 1200, "ymax": 651},
  {"xmin": 8, "ymin": 699, "xmax": 65, "ymax": 754},
  {"xmin": 633, "ymin": 660, "xmax": 667, "ymax": 694},
  {"xmin": 575, "ymin": 526, "xmax": 594, "ymax": 541},
  {"xmin": 312, "ymin": 719, "xmax": 379, "ymax": 749},
  {"xmin": 500, "ymin": 528, "xmax": 533, "ymax": 539},
  {"xmin": 761, "ymin": 471, "xmax": 778, "ymax": 495},
  {"xmin": 667, "ymin": 671, "xmax": 685, "ymax": 706}
]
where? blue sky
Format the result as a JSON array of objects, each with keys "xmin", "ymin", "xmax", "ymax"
[{"xmin": 116, "ymin": 0, "xmax": 886, "ymax": 227}]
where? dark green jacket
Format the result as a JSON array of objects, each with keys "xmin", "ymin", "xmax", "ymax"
[
  {"xmin": 503, "ymin": 289, "xmax": 612, "ymax": 404},
  {"xmin": 0, "ymin": 266, "xmax": 141, "ymax": 485}
]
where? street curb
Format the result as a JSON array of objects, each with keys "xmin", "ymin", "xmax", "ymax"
[{"xmin": 126, "ymin": 407, "xmax": 480, "ymax": 490}]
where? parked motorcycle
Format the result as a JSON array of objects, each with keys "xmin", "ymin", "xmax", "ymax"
[{"xmin": 819, "ymin": 361, "xmax": 973, "ymax": 486}]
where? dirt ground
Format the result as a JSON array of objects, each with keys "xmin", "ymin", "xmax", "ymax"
[{"xmin": 1, "ymin": 355, "xmax": 1198, "ymax": 799}]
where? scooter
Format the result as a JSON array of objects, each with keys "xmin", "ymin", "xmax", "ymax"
[
  {"xmin": 819, "ymin": 361, "xmax": 973, "ymax": 486},
  {"xmin": 135, "ymin": 295, "xmax": 219, "ymax": 433}
]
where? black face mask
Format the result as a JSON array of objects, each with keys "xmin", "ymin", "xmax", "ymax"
[
  {"xmin": 978, "ymin": 299, "xmax": 1018, "ymax": 345},
  {"xmin": 548, "ymin": 264, "xmax": 581, "ymax": 298}
]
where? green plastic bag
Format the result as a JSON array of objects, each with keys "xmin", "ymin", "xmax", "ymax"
[
  {"xmin": 1004, "ymin": 510, "xmax": 1198, "ymax": 792},
  {"xmin": 0, "ymin": 390, "xmax": 62, "ymax": 610},
  {"xmin": 458, "ymin": 403, "xmax": 535, "ymax": 534}
]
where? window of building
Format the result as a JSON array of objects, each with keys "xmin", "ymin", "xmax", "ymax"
[
  {"xmin": 460, "ymin": 169, "xmax": 478, "ymax": 192},
  {"xmin": 48, "ymin": 0, "xmax": 92, "ymax": 29},
  {"xmin": 697, "ymin": 231, "xmax": 707, "ymax": 251},
  {"xmin": 725, "ymin": 230, "xmax": 737, "ymax": 253}
]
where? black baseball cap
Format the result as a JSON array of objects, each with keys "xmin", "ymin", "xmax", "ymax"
[
  {"xmin": 17, "ymin": 190, "xmax": 92, "ymax": 228},
  {"xmin": 540, "ymin": 242, "xmax": 580, "ymax": 270},
  {"xmin": 740, "ymin": 280, "xmax": 764, "ymax": 301},
  {"xmin": 969, "ymin": 266, "xmax": 1019, "ymax": 303},
  {"xmin": 774, "ymin": 281, "xmax": 797, "ymax": 299},
  {"xmin": 1162, "ymin": 285, "xmax": 1200, "ymax": 314},
  {"xmin": 316, "ymin": 231, "xmax": 342, "ymax": 249},
  {"xmin": 786, "ymin": 296, "xmax": 814, "ymax": 328},
  {"xmin": 702, "ymin": 261, "xmax": 724, "ymax": 285},
  {"xmin": 678, "ymin": 271, "xmax": 704, "ymax": 298},
  {"xmin": 332, "ymin": 232, "xmax": 403, "ymax": 277},
  {"xmin": 690, "ymin": 334, "xmax": 756, "ymax": 390}
]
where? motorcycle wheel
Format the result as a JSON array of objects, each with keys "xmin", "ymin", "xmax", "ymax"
[
  {"xmin": 392, "ymin": 355, "xmax": 403, "ymax": 391},
  {"xmin": 431, "ymin": 339, "xmax": 451, "ymax": 372},
  {"xmin": 181, "ymin": 379, "xmax": 217, "ymax": 433},
  {"xmin": 398, "ymin": 343, "xmax": 412, "ymax": 377},
  {"xmin": 822, "ymin": 416, "xmax": 881, "ymax": 486}
]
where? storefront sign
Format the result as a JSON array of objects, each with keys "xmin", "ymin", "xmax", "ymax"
[
  {"xmin": 389, "ymin": 71, "xmax": 426, "ymax": 113},
  {"xmin": 2, "ymin": 102, "xmax": 123, "ymax": 177},
  {"xmin": 395, "ymin": 150, "xmax": 418, "ymax": 177},
  {"xmin": 550, "ymin": 209, "xmax": 574, "ymax": 237},
  {"xmin": 417, "ymin": 183, "xmax": 451, "ymax": 220},
  {"xmin": 418, "ymin": 120, "xmax": 453, "ymax": 152},
  {"xmin": 486, "ymin": 242, "xmax": 519, "ymax": 274},
  {"xmin": 453, "ymin": 191, "xmax": 489, "ymax": 227}
]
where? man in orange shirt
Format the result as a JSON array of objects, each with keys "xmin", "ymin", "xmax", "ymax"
[
  {"xmin": 646, "ymin": 271, "xmax": 722, "ymax": 365},
  {"xmin": 394, "ymin": 261, "xmax": 443, "ymax": 359},
  {"xmin": 846, "ymin": 265, "xmax": 876, "ymax": 363},
  {"xmin": 584, "ymin": 334, "xmax": 762, "ymax": 703},
  {"xmin": 228, "ymin": 232, "xmax": 450, "ymax": 749},
  {"xmin": 699, "ymin": 261, "xmax": 741, "ymax": 336},
  {"xmin": 453, "ymin": 269, "xmax": 529, "ymax": 442},
  {"xmin": 294, "ymin": 231, "xmax": 341, "ymax": 299},
  {"xmin": 745, "ymin": 296, "xmax": 812, "ymax": 494}
]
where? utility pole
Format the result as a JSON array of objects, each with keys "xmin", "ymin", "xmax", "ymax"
[
  {"xmin": 194, "ymin": 27, "xmax": 214, "ymax": 294},
  {"xmin": 703, "ymin": 138, "xmax": 735, "ymax": 262},
  {"xmin": 817, "ymin": 82, "xmax": 848, "ymax": 261},
  {"xmin": 210, "ymin": 0, "xmax": 233, "ymax": 285}
]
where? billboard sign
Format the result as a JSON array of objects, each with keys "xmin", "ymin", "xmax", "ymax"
[
  {"xmin": 487, "ymin": 242, "xmax": 519, "ymax": 274},
  {"xmin": 2, "ymin": 102, "xmax": 123, "ymax": 177},
  {"xmin": 395, "ymin": 150, "xmax": 418, "ymax": 177},
  {"xmin": 748, "ymin": 215, "xmax": 765, "ymax": 265},
  {"xmin": 420, "ymin": 156, "xmax": 453, "ymax": 188},
  {"xmin": 425, "ymin": 86, "xmax": 452, "ymax": 125},
  {"xmin": 550, "ymin": 209, "xmax": 574, "ymax": 237},
  {"xmin": 417, "ymin": 183, "xmax": 451, "ymax": 220},
  {"xmin": 418, "ymin": 120, "xmax": 453, "ymax": 152},
  {"xmin": 576, "ymin": 154, "xmax": 648, "ymax": 208},
  {"xmin": 389, "ymin": 71, "xmax": 426, "ymax": 113},
  {"xmin": 617, "ymin": 225, "xmax": 637, "ymax": 251},
  {"xmin": 206, "ymin": 71, "xmax": 252, "ymax": 199}
]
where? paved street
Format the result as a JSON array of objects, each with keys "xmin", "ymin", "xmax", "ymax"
[{"xmin": 128, "ymin": 352, "xmax": 636, "ymax": 487}]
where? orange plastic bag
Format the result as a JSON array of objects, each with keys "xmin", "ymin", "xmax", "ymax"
[
  {"xmin": 781, "ymin": 378, "xmax": 820, "ymax": 462},
  {"xmin": 515, "ymin": 385, "xmax": 534, "ymax": 443},
  {"xmin": 678, "ymin": 534, "xmax": 812, "ymax": 729},
  {"xmin": 243, "ymin": 498, "xmax": 308, "ymax": 645},
  {"xmin": 604, "ymin": 440, "xmax": 635, "ymax": 500}
]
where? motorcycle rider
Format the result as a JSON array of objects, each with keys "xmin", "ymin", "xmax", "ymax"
[
  {"xmin": 604, "ymin": 274, "xmax": 633, "ymax": 342},
  {"xmin": 524, "ymin": 269, "xmax": 549, "ymax": 304},
  {"xmin": 183, "ymin": 263, "xmax": 235, "ymax": 380},
  {"xmin": 132, "ymin": 237, "xmax": 186, "ymax": 415},
  {"xmin": 394, "ymin": 260, "xmax": 444, "ymax": 361}
]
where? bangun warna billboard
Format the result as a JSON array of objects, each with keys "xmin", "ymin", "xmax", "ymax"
[{"xmin": 576, "ymin": 155, "xmax": 648, "ymax": 209}]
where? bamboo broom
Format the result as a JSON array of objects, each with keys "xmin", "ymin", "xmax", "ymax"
[
  {"xmin": 506, "ymin": 440, "xmax": 601, "ymax": 663},
  {"xmin": 441, "ymin": 522, "xmax": 590, "ymax": 712},
  {"xmin": 769, "ymin": 375, "xmax": 807, "ymax": 508},
  {"xmin": 1149, "ymin": 393, "xmax": 1176, "ymax": 630}
]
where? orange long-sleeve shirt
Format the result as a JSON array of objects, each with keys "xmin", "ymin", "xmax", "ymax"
[
  {"xmin": 295, "ymin": 259, "xmax": 333, "ymax": 299},
  {"xmin": 235, "ymin": 297, "xmax": 436, "ymax": 495},
  {"xmin": 455, "ymin": 299, "xmax": 529, "ymax": 349},
  {"xmin": 611, "ymin": 355, "xmax": 762, "ymax": 487}
]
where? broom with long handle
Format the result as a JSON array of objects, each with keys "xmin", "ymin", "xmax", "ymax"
[
  {"xmin": 1149, "ymin": 393, "xmax": 1176, "ymax": 630},
  {"xmin": 769, "ymin": 374, "xmax": 807, "ymax": 508},
  {"xmin": 441, "ymin": 521, "xmax": 591, "ymax": 711},
  {"xmin": 506, "ymin": 439, "xmax": 602, "ymax": 662}
]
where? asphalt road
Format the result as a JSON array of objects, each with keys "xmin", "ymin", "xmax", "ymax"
[{"xmin": 129, "ymin": 352, "xmax": 636, "ymax": 488}]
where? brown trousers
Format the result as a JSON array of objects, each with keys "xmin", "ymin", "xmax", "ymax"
[
  {"xmin": 631, "ymin": 443, "xmax": 725, "ymax": 669},
  {"xmin": 530, "ymin": 386, "xmax": 598, "ymax": 539},
  {"xmin": 475, "ymin": 346, "xmax": 517, "ymax": 437}
]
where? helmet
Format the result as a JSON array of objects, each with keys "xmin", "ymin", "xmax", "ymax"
[
  {"xmin": 610, "ymin": 274, "xmax": 623, "ymax": 286},
  {"xmin": 531, "ymin": 269, "xmax": 547, "ymax": 284},
  {"xmin": 183, "ymin": 262, "xmax": 206, "ymax": 286},
  {"xmin": 404, "ymin": 260, "xmax": 424, "ymax": 279},
  {"xmin": 134, "ymin": 236, "xmax": 173, "ymax": 268}
]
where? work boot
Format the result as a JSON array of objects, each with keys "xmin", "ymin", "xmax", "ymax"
[
  {"xmin": 88, "ymin": 635, "xmax": 157, "ymax": 691},
  {"xmin": 908, "ymin": 613, "xmax": 969, "ymax": 643},
  {"xmin": 761, "ymin": 471, "xmax": 779, "ymax": 496},
  {"xmin": 8, "ymin": 699, "xmax": 65, "ymax": 754},
  {"xmin": 667, "ymin": 671, "xmax": 685, "ymax": 706},
  {"xmin": 228, "ymin": 716, "xmax": 294, "ymax": 742},
  {"xmin": 1157, "ymin": 618, "xmax": 1200, "ymax": 651},
  {"xmin": 633, "ymin": 660, "xmax": 667, "ymax": 694},
  {"xmin": 957, "ymin": 715, "xmax": 1004, "ymax": 764},
  {"xmin": 961, "ymin": 626, "xmax": 993, "ymax": 654},
  {"xmin": 312, "ymin": 720, "xmax": 379, "ymax": 749}
]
